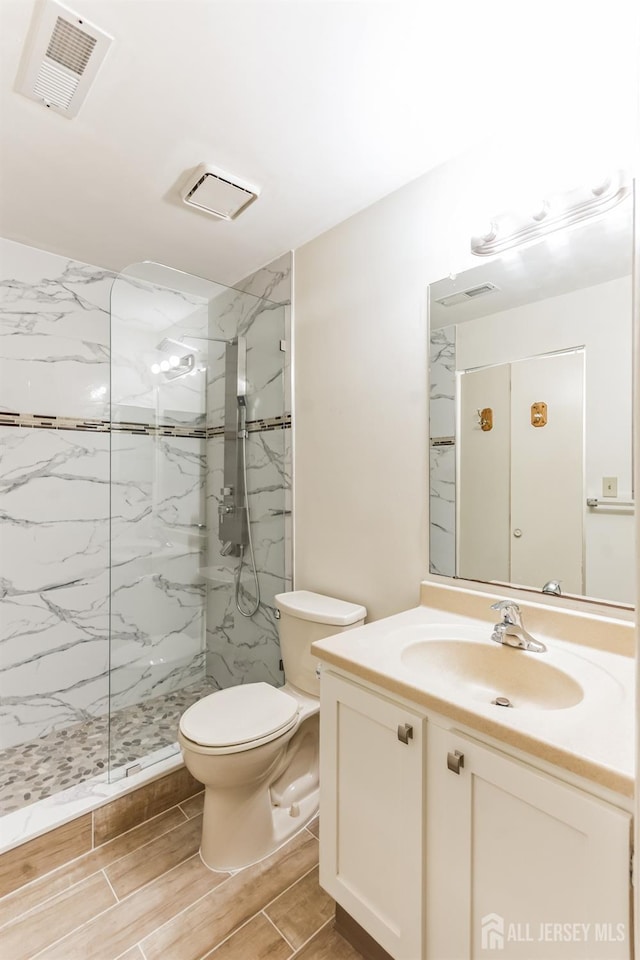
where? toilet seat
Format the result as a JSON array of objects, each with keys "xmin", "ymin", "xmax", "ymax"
[{"xmin": 179, "ymin": 682, "xmax": 300, "ymax": 752}]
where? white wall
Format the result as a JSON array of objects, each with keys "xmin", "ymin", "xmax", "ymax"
[
  {"xmin": 294, "ymin": 183, "xmax": 431, "ymax": 620},
  {"xmin": 293, "ymin": 141, "xmax": 636, "ymax": 622},
  {"xmin": 293, "ymin": 146, "xmax": 494, "ymax": 621}
]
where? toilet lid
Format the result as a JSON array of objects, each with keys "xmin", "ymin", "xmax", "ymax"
[{"xmin": 179, "ymin": 682, "xmax": 299, "ymax": 748}]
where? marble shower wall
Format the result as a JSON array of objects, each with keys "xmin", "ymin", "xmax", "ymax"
[
  {"xmin": 109, "ymin": 272, "xmax": 210, "ymax": 726},
  {"xmin": 429, "ymin": 324, "xmax": 456, "ymax": 577},
  {"xmin": 0, "ymin": 239, "xmax": 113, "ymax": 749},
  {"xmin": 109, "ymin": 432, "xmax": 206, "ymax": 715},
  {"xmin": 0, "ymin": 238, "xmax": 293, "ymax": 759},
  {"xmin": 110, "ymin": 273, "xmax": 209, "ymax": 424},
  {"xmin": 0, "ymin": 239, "xmax": 112, "ymax": 421},
  {"xmin": 204, "ymin": 252, "xmax": 292, "ymax": 690},
  {"xmin": 0, "ymin": 244, "xmax": 208, "ymax": 751}
]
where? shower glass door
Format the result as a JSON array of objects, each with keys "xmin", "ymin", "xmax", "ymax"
[{"xmin": 108, "ymin": 262, "xmax": 287, "ymax": 781}]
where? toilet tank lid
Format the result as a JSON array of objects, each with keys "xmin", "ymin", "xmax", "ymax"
[{"xmin": 274, "ymin": 590, "xmax": 367, "ymax": 626}]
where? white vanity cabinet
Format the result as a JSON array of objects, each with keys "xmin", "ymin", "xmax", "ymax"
[
  {"xmin": 319, "ymin": 668, "xmax": 632, "ymax": 960},
  {"xmin": 426, "ymin": 723, "xmax": 632, "ymax": 960},
  {"xmin": 319, "ymin": 670, "xmax": 426, "ymax": 960}
]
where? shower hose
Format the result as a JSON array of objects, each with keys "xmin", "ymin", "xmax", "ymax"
[{"xmin": 234, "ymin": 425, "xmax": 260, "ymax": 618}]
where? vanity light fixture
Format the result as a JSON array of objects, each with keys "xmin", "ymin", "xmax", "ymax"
[
  {"xmin": 470, "ymin": 171, "xmax": 630, "ymax": 256},
  {"xmin": 149, "ymin": 355, "xmax": 198, "ymax": 379}
]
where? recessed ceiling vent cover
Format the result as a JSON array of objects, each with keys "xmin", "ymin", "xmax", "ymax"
[
  {"xmin": 16, "ymin": 0, "xmax": 113, "ymax": 118},
  {"xmin": 181, "ymin": 164, "xmax": 260, "ymax": 220},
  {"xmin": 435, "ymin": 282, "xmax": 500, "ymax": 307}
]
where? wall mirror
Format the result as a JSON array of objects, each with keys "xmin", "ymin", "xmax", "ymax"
[{"xmin": 428, "ymin": 188, "xmax": 634, "ymax": 607}]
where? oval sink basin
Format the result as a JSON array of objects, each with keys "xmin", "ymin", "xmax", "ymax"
[{"xmin": 401, "ymin": 639, "xmax": 584, "ymax": 710}]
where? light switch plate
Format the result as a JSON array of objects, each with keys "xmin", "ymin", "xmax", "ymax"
[{"xmin": 602, "ymin": 477, "xmax": 618, "ymax": 497}]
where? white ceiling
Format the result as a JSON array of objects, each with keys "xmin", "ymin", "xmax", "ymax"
[{"xmin": 0, "ymin": 0, "xmax": 638, "ymax": 286}]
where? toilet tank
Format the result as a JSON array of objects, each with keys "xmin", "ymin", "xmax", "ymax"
[{"xmin": 275, "ymin": 591, "xmax": 367, "ymax": 697}]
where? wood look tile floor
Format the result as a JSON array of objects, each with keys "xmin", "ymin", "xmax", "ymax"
[{"xmin": 0, "ymin": 804, "xmax": 365, "ymax": 960}]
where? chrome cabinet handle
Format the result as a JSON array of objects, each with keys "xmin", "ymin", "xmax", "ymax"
[
  {"xmin": 397, "ymin": 723, "xmax": 414, "ymax": 744},
  {"xmin": 447, "ymin": 750, "xmax": 465, "ymax": 774}
]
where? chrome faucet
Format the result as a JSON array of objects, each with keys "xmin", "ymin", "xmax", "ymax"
[
  {"xmin": 542, "ymin": 580, "xmax": 562, "ymax": 596},
  {"xmin": 490, "ymin": 601, "xmax": 547, "ymax": 653}
]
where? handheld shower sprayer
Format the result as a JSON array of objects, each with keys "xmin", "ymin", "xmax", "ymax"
[{"xmin": 237, "ymin": 393, "xmax": 247, "ymax": 434}]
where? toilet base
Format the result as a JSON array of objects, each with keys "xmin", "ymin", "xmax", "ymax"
[
  {"xmin": 200, "ymin": 784, "xmax": 319, "ymax": 872},
  {"xmin": 194, "ymin": 712, "xmax": 320, "ymax": 872}
]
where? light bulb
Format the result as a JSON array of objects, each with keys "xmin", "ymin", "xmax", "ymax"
[
  {"xmin": 169, "ymin": 355, "xmax": 180, "ymax": 367},
  {"xmin": 530, "ymin": 201, "xmax": 549, "ymax": 222},
  {"xmin": 472, "ymin": 220, "xmax": 498, "ymax": 242},
  {"xmin": 151, "ymin": 363, "xmax": 161, "ymax": 375},
  {"xmin": 591, "ymin": 175, "xmax": 612, "ymax": 197},
  {"xmin": 160, "ymin": 360, "xmax": 170, "ymax": 372}
]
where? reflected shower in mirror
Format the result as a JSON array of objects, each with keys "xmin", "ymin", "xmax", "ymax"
[{"xmin": 428, "ymin": 190, "xmax": 634, "ymax": 606}]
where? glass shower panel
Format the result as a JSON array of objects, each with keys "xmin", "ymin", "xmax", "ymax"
[
  {"xmin": 108, "ymin": 263, "xmax": 286, "ymax": 781},
  {"xmin": 205, "ymin": 285, "xmax": 289, "ymax": 690}
]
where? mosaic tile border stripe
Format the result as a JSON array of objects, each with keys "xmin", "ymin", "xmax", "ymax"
[
  {"xmin": 0, "ymin": 412, "xmax": 110, "ymax": 432},
  {"xmin": 112, "ymin": 421, "xmax": 206, "ymax": 438},
  {"xmin": 207, "ymin": 414, "xmax": 292, "ymax": 437},
  {"xmin": 0, "ymin": 412, "xmax": 291, "ymax": 438}
]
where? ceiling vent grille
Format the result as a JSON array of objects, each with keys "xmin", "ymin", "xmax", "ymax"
[
  {"xmin": 16, "ymin": 1, "xmax": 113, "ymax": 118},
  {"xmin": 47, "ymin": 17, "xmax": 97, "ymax": 74},
  {"xmin": 435, "ymin": 282, "xmax": 500, "ymax": 307},
  {"xmin": 181, "ymin": 164, "xmax": 260, "ymax": 220}
]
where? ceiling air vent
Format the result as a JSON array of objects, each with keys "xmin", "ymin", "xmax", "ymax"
[
  {"xmin": 16, "ymin": 0, "xmax": 113, "ymax": 118},
  {"xmin": 435, "ymin": 282, "xmax": 500, "ymax": 307},
  {"xmin": 181, "ymin": 164, "xmax": 260, "ymax": 220}
]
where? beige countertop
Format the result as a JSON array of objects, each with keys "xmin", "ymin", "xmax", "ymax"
[{"xmin": 311, "ymin": 592, "xmax": 635, "ymax": 798}]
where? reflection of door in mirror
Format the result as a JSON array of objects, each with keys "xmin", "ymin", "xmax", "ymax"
[
  {"xmin": 428, "ymin": 198, "xmax": 634, "ymax": 607},
  {"xmin": 459, "ymin": 351, "xmax": 584, "ymax": 594}
]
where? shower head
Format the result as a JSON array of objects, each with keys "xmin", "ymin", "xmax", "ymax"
[{"xmin": 155, "ymin": 337, "xmax": 194, "ymax": 357}]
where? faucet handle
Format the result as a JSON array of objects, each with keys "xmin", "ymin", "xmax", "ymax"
[{"xmin": 490, "ymin": 600, "xmax": 522, "ymax": 625}]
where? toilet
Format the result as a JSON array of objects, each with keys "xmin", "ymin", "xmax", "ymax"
[{"xmin": 178, "ymin": 590, "xmax": 366, "ymax": 871}]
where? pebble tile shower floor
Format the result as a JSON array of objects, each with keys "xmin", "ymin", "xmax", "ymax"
[{"xmin": 0, "ymin": 680, "xmax": 211, "ymax": 815}]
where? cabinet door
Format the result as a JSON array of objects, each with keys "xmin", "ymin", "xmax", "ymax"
[
  {"xmin": 320, "ymin": 671, "xmax": 425, "ymax": 960},
  {"xmin": 426, "ymin": 724, "xmax": 631, "ymax": 960}
]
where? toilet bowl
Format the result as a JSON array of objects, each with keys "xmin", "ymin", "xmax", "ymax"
[{"xmin": 178, "ymin": 590, "xmax": 366, "ymax": 871}]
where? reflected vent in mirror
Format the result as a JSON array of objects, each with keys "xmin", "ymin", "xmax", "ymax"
[
  {"xmin": 435, "ymin": 283, "xmax": 499, "ymax": 307},
  {"xmin": 16, "ymin": 0, "xmax": 113, "ymax": 117}
]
